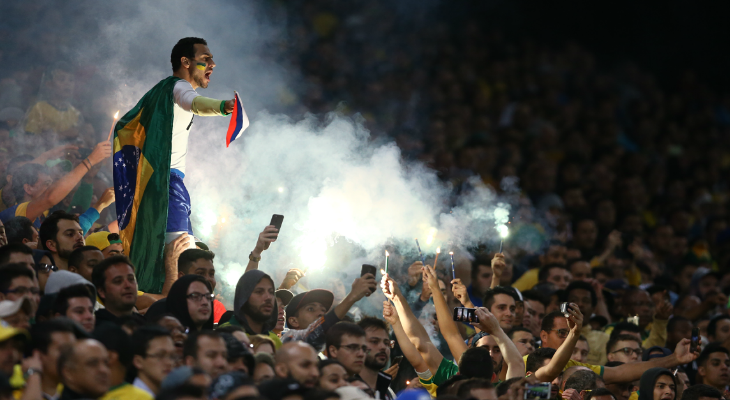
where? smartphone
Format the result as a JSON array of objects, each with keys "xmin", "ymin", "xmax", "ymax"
[
  {"xmin": 270, "ymin": 214, "xmax": 284, "ymax": 231},
  {"xmin": 453, "ymin": 307, "xmax": 479, "ymax": 323},
  {"xmin": 524, "ymin": 383, "xmax": 552, "ymax": 400},
  {"xmin": 627, "ymin": 315, "xmax": 640, "ymax": 326},
  {"xmin": 392, "ymin": 355, "xmax": 404, "ymax": 365},
  {"xmin": 361, "ymin": 264, "xmax": 377, "ymax": 277},
  {"xmin": 691, "ymin": 327, "xmax": 700, "ymax": 351},
  {"xmin": 560, "ymin": 302, "xmax": 570, "ymax": 317}
]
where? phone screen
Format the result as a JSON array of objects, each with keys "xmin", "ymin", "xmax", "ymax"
[
  {"xmin": 361, "ymin": 264, "xmax": 377, "ymax": 277},
  {"xmin": 524, "ymin": 383, "xmax": 552, "ymax": 400},
  {"xmin": 453, "ymin": 307, "xmax": 479, "ymax": 323},
  {"xmin": 270, "ymin": 214, "xmax": 284, "ymax": 230}
]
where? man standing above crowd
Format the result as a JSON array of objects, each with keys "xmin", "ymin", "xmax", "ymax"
[{"xmin": 357, "ymin": 317, "xmax": 395, "ymax": 400}]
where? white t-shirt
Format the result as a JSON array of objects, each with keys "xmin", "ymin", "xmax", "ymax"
[{"xmin": 171, "ymin": 80, "xmax": 200, "ymax": 174}]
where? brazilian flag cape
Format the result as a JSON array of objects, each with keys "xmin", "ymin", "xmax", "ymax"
[{"xmin": 112, "ymin": 76, "xmax": 181, "ymax": 293}]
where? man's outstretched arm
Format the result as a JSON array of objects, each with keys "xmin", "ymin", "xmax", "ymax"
[
  {"xmin": 602, "ymin": 338, "xmax": 699, "ymax": 384},
  {"xmin": 534, "ymin": 304, "xmax": 583, "ymax": 382},
  {"xmin": 245, "ymin": 225, "xmax": 279, "ymax": 272},
  {"xmin": 423, "ymin": 264, "xmax": 468, "ymax": 362}
]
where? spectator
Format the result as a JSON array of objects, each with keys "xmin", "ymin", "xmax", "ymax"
[
  {"xmin": 67, "ymin": 245, "xmax": 104, "ymax": 282},
  {"xmin": 521, "ymin": 290, "xmax": 547, "ymax": 338},
  {"xmin": 4, "ymin": 216, "xmax": 37, "ymax": 245},
  {"xmin": 680, "ymin": 384, "xmax": 722, "ymax": 400},
  {"xmin": 57, "ymin": 338, "xmax": 111, "ymax": 399},
  {"xmin": 93, "ymin": 324, "xmax": 153, "ymax": 400},
  {"xmin": 28, "ymin": 319, "xmax": 85, "ymax": 399},
  {"xmin": 563, "ymin": 370, "xmax": 605, "ymax": 399},
  {"xmin": 259, "ymin": 378, "xmax": 309, "ymax": 400},
  {"xmin": 564, "ymin": 281, "xmax": 610, "ymax": 364},
  {"xmin": 604, "ymin": 287, "xmax": 671, "ymax": 349},
  {"xmin": 0, "ymin": 263, "xmax": 40, "ymax": 314},
  {"xmin": 706, "ymin": 315, "xmax": 730, "ymax": 344},
  {"xmin": 221, "ymin": 270, "xmax": 280, "ymax": 347},
  {"xmin": 0, "ymin": 242, "xmax": 35, "ymax": 269},
  {"xmin": 666, "ymin": 317, "xmax": 693, "ymax": 352},
  {"xmin": 253, "ymin": 352, "xmax": 276, "ymax": 384},
  {"xmin": 208, "ymin": 371, "xmax": 259, "ymax": 400},
  {"xmin": 571, "ymin": 336, "xmax": 590, "ymax": 364},
  {"xmin": 0, "ymin": 297, "xmax": 33, "ymax": 330},
  {"xmin": 176, "ymin": 248, "xmax": 227, "ymax": 324},
  {"xmin": 53, "ymin": 283, "xmax": 96, "ymax": 332},
  {"xmin": 456, "ymin": 378, "xmax": 496, "ymax": 400},
  {"xmin": 220, "ymin": 332, "xmax": 255, "ymax": 374},
  {"xmin": 538, "ymin": 264, "xmax": 572, "ymax": 290},
  {"xmin": 482, "ymin": 287, "xmax": 519, "ymax": 333},
  {"xmin": 91, "ymin": 255, "xmax": 144, "ymax": 327},
  {"xmin": 695, "ymin": 344, "xmax": 730, "ymax": 392},
  {"xmin": 274, "ymin": 341, "xmax": 320, "ymax": 388},
  {"xmin": 159, "ymin": 366, "xmax": 211, "ymax": 393},
  {"xmin": 273, "ymin": 289, "xmax": 294, "ymax": 335},
  {"xmin": 161, "ymin": 275, "xmax": 214, "ymax": 332},
  {"xmin": 85, "ymin": 232, "xmax": 124, "ymax": 258},
  {"xmin": 32, "ymin": 249, "xmax": 56, "ymax": 294},
  {"xmin": 183, "ymin": 330, "xmax": 229, "ymax": 380},
  {"xmin": 251, "ymin": 334, "xmax": 276, "ymax": 355},
  {"xmin": 131, "ymin": 326, "xmax": 176, "ymax": 396},
  {"xmin": 509, "ymin": 327, "xmax": 536, "ymax": 356},
  {"xmin": 318, "ymin": 359, "xmax": 349, "ymax": 391},
  {"xmin": 607, "ymin": 334, "xmax": 644, "ymax": 364},
  {"xmin": 38, "ymin": 211, "xmax": 84, "ymax": 271},
  {"xmin": 357, "ymin": 316, "xmax": 394, "ymax": 400},
  {"xmin": 467, "ymin": 256, "xmax": 493, "ymax": 307},
  {"xmin": 149, "ymin": 314, "xmax": 188, "ymax": 363},
  {"xmin": 638, "ymin": 368, "xmax": 677, "ymax": 400},
  {"xmin": 325, "ymin": 323, "xmax": 367, "ymax": 377},
  {"xmin": 569, "ymin": 260, "xmax": 593, "ymax": 283}
]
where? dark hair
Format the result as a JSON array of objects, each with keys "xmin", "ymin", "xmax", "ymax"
[
  {"xmin": 541, "ymin": 311, "xmax": 565, "ymax": 334},
  {"xmin": 357, "ymin": 316, "xmax": 389, "ymax": 333},
  {"xmin": 539, "ymin": 264, "xmax": 569, "ymax": 283},
  {"xmin": 156, "ymin": 384, "xmax": 205, "ymax": 400},
  {"xmin": 483, "ymin": 286, "xmax": 519, "ymax": 310},
  {"xmin": 54, "ymin": 284, "xmax": 95, "ymax": 315},
  {"xmin": 681, "ymin": 384, "xmax": 723, "ymax": 400},
  {"xmin": 585, "ymin": 388, "xmax": 617, "ymax": 400},
  {"xmin": 526, "ymin": 348, "xmax": 556, "ymax": 374},
  {"xmin": 178, "ymin": 249, "xmax": 215, "ymax": 274},
  {"xmin": 220, "ymin": 332, "xmax": 255, "ymax": 372},
  {"xmin": 458, "ymin": 347, "xmax": 494, "ymax": 379},
  {"xmin": 11, "ymin": 163, "xmax": 47, "ymax": 201},
  {"xmin": 93, "ymin": 323, "xmax": 133, "ymax": 368},
  {"xmin": 30, "ymin": 318, "xmax": 80, "ymax": 354},
  {"xmin": 564, "ymin": 281, "xmax": 597, "ymax": 307},
  {"xmin": 697, "ymin": 343, "xmax": 730, "ymax": 368},
  {"xmin": 0, "ymin": 263, "xmax": 34, "ymax": 291},
  {"xmin": 318, "ymin": 358, "xmax": 345, "ymax": 372},
  {"xmin": 325, "ymin": 322, "xmax": 365, "ymax": 351},
  {"xmin": 0, "ymin": 242, "xmax": 33, "ymax": 265},
  {"xmin": 170, "ymin": 37, "xmax": 208, "ymax": 71},
  {"xmin": 521, "ymin": 290, "xmax": 548, "ymax": 307},
  {"xmin": 306, "ymin": 390, "xmax": 341, "ymax": 400},
  {"xmin": 667, "ymin": 316, "xmax": 691, "ymax": 333},
  {"xmin": 91, "ymin": 255, "xmax": 135, "ymax": 294},
  {"xmin": 39, "ymin": 210, "xmax": 80, "ymax": 251},
  {"xmin": 564, "ymin": 370, "xmax": 602, "ymax": 392},
  {"xmin": 68, "ymin": 246, "xmax": 102, "ymax": 270},
  {"xmin": 592, "ymin": 267, "xmax": 613, "ymax": 279},
  {"xmin": 131, "ymin": 326, "xmax": 172, "ymax": 358},
  {"xmin": 436, "ymin": 375, "xmax": 469, "ymax": 397},
  {"xmin": 456, "ymin": 378, "xmax": 494, "ymax": 398},
  {"xmin": 508, "ymin": 327, "xmax": 533, "ymax": 339},
  {"xmin": 606, "ymin": 334, "xmax": 642, "ymax": 354},
  {"xmin": 496, "ymin": 377, "xmax": 523, "ymax": 397},
  {"xmin": 471, "ymin": 256, "xmax": 493, "ymax": 280},
  {"xmin": 708, "ymin": 315, "xmax": 730, "ymax": 339},
  {"xmin": 183, "ymin": 330, "xmax": 222, "ymax": 360},
  {"xmin": 610, "ymin": 322, "xmax": 641, "ymax": 341},
  {"xmin": 4, "ymin": 217, "xmax": 35, "ymax": 244}
]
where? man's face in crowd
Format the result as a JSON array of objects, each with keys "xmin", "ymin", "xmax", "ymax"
[
  {"xmin": 489, "ymin": 293, "xmax": 516, "ymax": 331},
  {"xmin": 710, "ymin": 318, "xmax": 730, "ymax": 343},
  {"xmin": 157, "ymin": 316, "xmax": 187, "ymax": 359},
  {"xmin": 6, "ymin": 251, "xmax": 34, "ymax": 270},
  {"xmin": 187, "ymin": 281, "xmax": 212, "ymax": 327},
  {"xmin": 102, "ymin": 243, "xmax": 124, "ymax": 258},
  {"xmin": 2, "ymin": 275, "xmax": 39, "ymax": 313},
  {"xmin": 574, "ymin": 220, "xmax": 598, "ymax": 249},
  {"xmin": 49, "ymin": 219, "xmax": 84, "ymax": 259},
  {"xmin": 69, "ymin": 249, "xmax": 103, "ymax": 281},
  {"xmin": 477, "ymin": 335, "xmax": 503, "ymax": 371},
  {"xmin": 63, "ymin": 296, "xmax": 95, "ymax": 332},
  {"xmin": 545, "ymin": 267, "xmax": 572, "ymax": 290},
  {"xmin": 187, "ymin": 258, "xmax": 216, "ymax": 290},
  {"xmin": 99, "ymin": 263, "xmax": 138, "ymax": 313},
  {"xmin": 289, "ymin": 302, "xmax": 327, "ymax": 330},
  {"xmin": 569, "ymin": 262, "xmax": 592, "ymax": 282},
  {"xmin": 623, "ymin": 290, "xmax": 654, "ymax": 328},
  {"xmin": 511, "ymin": 330, "xmax": 535, "ymax": 356},
  {"xmin": 318, "ymin": 363, "xmax": 348, "ymax": 391},
  {"xmin": 653, "ymin": 374, "xmax": 676, "ymax": 400},
  {"xmin": 699, "ymin": 352, "xmax": 730, "ymax": 389},
  {"xmin": 364, "ymin": 327, "xmax": 390, "ymax": 371},
  {"xmin": 0, "ymin": 338, "xmax": 21, "ymax": 375},
  {"xmin": 608, "ymin": 340, "xmax": 642, "ymax": 363},
  {"xmin": 36, "ymin": 255, "xmax": 54, "ymax": 292},
  {"xmin": 540, "ymin": 245, "xmax": 568, "ymax": 266},
  {"xmin": 523, "ymin": 299, "xmax": 545, "ymax": 337},
  {"xmin": 474, "ymin": 264, "xmax": 493, "ymax": 293},
  {"xmin": 188, "ymin": 335, "xmax": 228, "ymax": 380},
  {"xmin": 134, "ymin": 336, "xmax": 176, "ymax": 389},
  {"xmin": 40, "ymin": 331, "xmax": 76, "ymax": 381},
  {"xmin": 62, "ymin": 340, "xmax": 111, "ymax": 398},
  {"xmin": 571, "ymin": 340, "xmax": 589, "ymax": 363},
  {"xmin": 541, "ymin": 316, "xmax": 569, "ymax": 349},
  {"xmin": 243, "ymin": 279, "xmax": 275, "ymax": 323},
  {"xmin": 567, "ymin": 288, "xmax": 594, "ymax": 319},
  {"xmin": 186, "ymin": 44, "xmax": 216, "ymax": 89},
  {"xmin": 274, "ymin": 298, "xmax": 286, "ymax": 332},
  {"xmin": 277, "ymin": 343, "xmax": 320, "ymax": 388},
  {"xmin": 4, "ymin": 309, "xmax": 30, "ymax": 330},
  {"xmin": 329, "ymin": 334, "xmax": 367, "ymax": 376}
]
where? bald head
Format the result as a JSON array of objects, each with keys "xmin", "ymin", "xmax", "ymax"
[
  {"xmin": 274, "ymin": 341, "xmax": 320, "ymax": 388},
  {"xmin": 58, "ymin": 339, "xmax": 111, "ymax": 398}
]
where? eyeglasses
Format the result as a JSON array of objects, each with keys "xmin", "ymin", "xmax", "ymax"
[
  {"xmin": 2, "ymin": 286, "xmax": 40, "ymax": 296},
  {"xmin": 339, "ymin": 344, "xmax": 370, "ymax": 353},
  {"xmin": 551, "ymin": 329, "xmax": 570, "ymax": 338},
  {"xmin": 146, "ymin": 352, "xmax": 180, "ymax": 362},
  {"xmin": 34, "ymin": 263, "xmax": 58, "ymax": 273},
  {"xmin": 369, "ymin": 338, "xmax": 395, "ymax": 348},
  {"xmin": 186, "ymin": 292, "xmax": 215, "ymax": 303},
  {"xmin": 611, "ymin": 347, "xmax": 643, "ymax": 357}
]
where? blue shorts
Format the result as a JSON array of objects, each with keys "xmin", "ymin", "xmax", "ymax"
[{"xmin": 167, "ymin": 170, "xmax": 194, "ymax": 235}]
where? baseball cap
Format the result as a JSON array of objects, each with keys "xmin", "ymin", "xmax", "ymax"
[
  {"xmin": 160, "ymin": 366, "xmax": 195, "ymax": 391},
  {"xmin": 275, "ymin": 289, "xmax": 294, "ymax": 306},
  {"xmin": 285, "ymin": 289, "xmax": 334, "ymax": 328},
  {"xmin": 209, "ymin": 372, "xmax": 253, "ymax": 400},
  {"xmin": 0, "ymin": 320, "xmax": 28, "ymax": 343},
  {"xmin": 86, "ymin": 232, "xmax": 122, "ymax": 252},
  {"xmin": 642, "ymin": 346, "xmax": 673, "ymax": 361},
  {"xmin": 259, "ymin": 378, "xmax": 309, "ymax": 400},
  {"xmin": 0, "ymin": 298, "xmax": 33, "ymax": 319}
]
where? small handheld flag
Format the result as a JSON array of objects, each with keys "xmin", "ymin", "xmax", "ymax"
[{"xmin": 225, "ymin": 91, "xmax": 250, "ymax": 147}]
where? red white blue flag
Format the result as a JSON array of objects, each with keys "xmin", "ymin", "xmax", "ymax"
[{"xmin": 225, "ymin": 91, "xmax": 249, "ymax": 147}]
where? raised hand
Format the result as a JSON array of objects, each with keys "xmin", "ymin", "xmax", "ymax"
[
  {"xmin": 565, "ymin": 303, "xmax": 583, "ymax": 334},
  {"xmin": 279, "ymin": 268, "xmax": 305, "ymax": 290},
  {"xmin": 381, "ymin": 273, "xmax": 401, "ymax": 301},
  {"xmin": 382, "ymin": 300, "xmax": 399, "ymax": 325},
  {"xmin": 165, "ymin": 233, "xmax": 192, "ymax": 262},
  {"xmin": 492, "ymin": 253, "xmax": 507, "ymax": 280},
  {"xmin": 93, "ymin": 187, "xmax": 116, "ymax": 211},
  {"xmin": 675, "ymin": 338, "xmax": 700, "ymax": 364},
  {"xmin": 655, "ymin": 298, "xmax": 673, "ymax": 320},
  {"xmin": 475, "ymin": 307, "xmax": 502, "ymax": 334},
  {"xmin": 451, "ymin": 278, "xmax": 473, "ymax": 307},
  {"xmin": 422, "ymin": 264, "xmax": 440, "ymax": 291},
  {"xmin": 351, "ymin": 273, "xmax": 377, "ymax": 299},
  {"xmin": 407, "ymin": 261, "xmax": 424, "ymax": 287},
  {"xmin": 88, "ymin": 141, "xmax": 112, "ymax": 166},
  {"xmin": 253, "ymin": 225, "xmax": 279, "ymax": 255}
]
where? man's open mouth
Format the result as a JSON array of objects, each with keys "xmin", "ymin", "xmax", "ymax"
[{"xmin": 205, "ymin": 71, "xmax": 212, "ymax": 81}]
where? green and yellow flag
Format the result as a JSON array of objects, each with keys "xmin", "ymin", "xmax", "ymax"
[{"xmin": 113, "ymin": 76, "xmax": 181, "ymax": 293}]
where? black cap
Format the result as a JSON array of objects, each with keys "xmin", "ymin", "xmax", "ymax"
[
  {"xmin": 209, "ymin": 371, "xmax": 253, "ymax": 399},
  {"xmin": 275, "ymin": 289, "xmax": 294, "ymax": 306},
  {"xmin": 258, "ymin": 378, "xmax": 309, "ymax": 400},
  {"xmin": 285, "ymin": 289, "xmax": 334, "ymax": 328}
]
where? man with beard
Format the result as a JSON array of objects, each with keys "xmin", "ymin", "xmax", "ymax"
[
  {"xmin": 39, "ymin": 211, "xmax": 85, "ymax": 271},
  {"xmin": 91, "ymin": 255, "xmax": 145, "ymax": 327},
  {"xmin": 221, "ymin": 269, "xmax": 281, "ymax": 347},
  {"xmin": 357, "ymin": 317, "xmax": 395, "ymax": 400},
  {"xmin": 274, "ymin": 341, "xmax": 320, "ymax": 388}
]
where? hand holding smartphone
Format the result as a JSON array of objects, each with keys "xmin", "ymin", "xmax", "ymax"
[
  {"xmin": 691, "ymin": 327, "xmax": 700, "ymax": 352},
  {"xmin": 270, "ymin": 214, "xmax": 284, "ymax": 230}
]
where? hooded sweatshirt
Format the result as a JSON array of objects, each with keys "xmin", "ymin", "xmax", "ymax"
[
  {"xmin": 638, "ymin": 367, "xmax": 676, "ymax": 400},
  {"xmin": 165, "ymin": 275, "xmax": 214, "ymax": 331},
  {"xmin": 221, "ymin": 270, "xmax": 280, "ymax": 345}
]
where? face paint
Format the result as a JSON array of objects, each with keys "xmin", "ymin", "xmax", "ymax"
[{"xmin": 196, "ymin": 62, "xmax": 206, "ymax": 71}]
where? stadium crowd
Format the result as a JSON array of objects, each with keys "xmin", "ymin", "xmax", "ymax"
[{"xmin": 2, "ymin": 0, "xmax": 730, "ymax": 400}]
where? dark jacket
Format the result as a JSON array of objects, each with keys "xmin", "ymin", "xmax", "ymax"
[
  {"xmin": 638, "ymin": 368, "xmax": 676, "ymax": 400},
  {"xmin": 166, "ymin": 274, "xmax": 214, "ymax": 331},
  {"xmin": 225, "ymin": 270, "xmax": 278, "ymax": 335},
  {"xmin": 94, "ymin": 308, "xmax": 145, "ymax": 328},
  {"xmin": 59, "ymin": 385, "xmax": 97, "ymax": 400}
]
